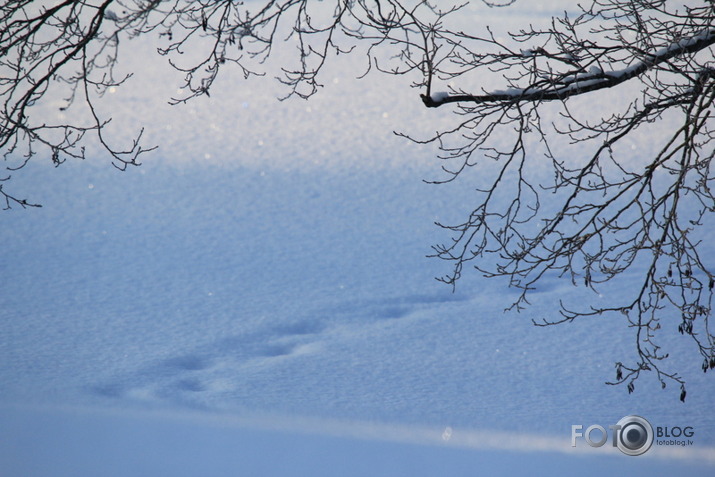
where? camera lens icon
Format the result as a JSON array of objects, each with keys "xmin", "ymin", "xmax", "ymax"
[{"xmin": 615, "ymin": 415, "xmax": 653, "ymax": 456}]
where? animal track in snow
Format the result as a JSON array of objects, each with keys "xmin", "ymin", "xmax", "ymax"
[
  {"xmin": 90, "ymin": 291, "xmax": 472, "ymax": 409},
  {"xmin": 164, "ymin": 354, "xmax": 213, "ymax": 371}
]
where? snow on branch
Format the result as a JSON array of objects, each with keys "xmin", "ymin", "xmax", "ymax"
[{"xmin": 422, "ymin": 27, "xmax": 715, "ymax": 108}]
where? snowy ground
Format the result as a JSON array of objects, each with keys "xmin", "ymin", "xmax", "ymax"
[{"xmin": 1, "ymin": 2, "xmax": 714, "ymax": 475}]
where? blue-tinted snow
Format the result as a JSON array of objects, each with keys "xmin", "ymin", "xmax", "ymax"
[{"xmin": 1, "ymin": 1, "xmax": 714, "ymax": 475}]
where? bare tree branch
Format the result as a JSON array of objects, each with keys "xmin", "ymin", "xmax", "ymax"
[{"xmin": 414, "ymin": 0, "xmax": 715, "ymax": 399}]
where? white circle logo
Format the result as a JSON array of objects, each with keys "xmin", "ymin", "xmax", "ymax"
[{"xmin": 615, "ymin": 415, "xmax": 653, "ymax": 456}]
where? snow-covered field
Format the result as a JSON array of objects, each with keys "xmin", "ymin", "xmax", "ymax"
[{"xmin": 1, "ymin": 2, "xmax": 714, "ymax": 475}]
